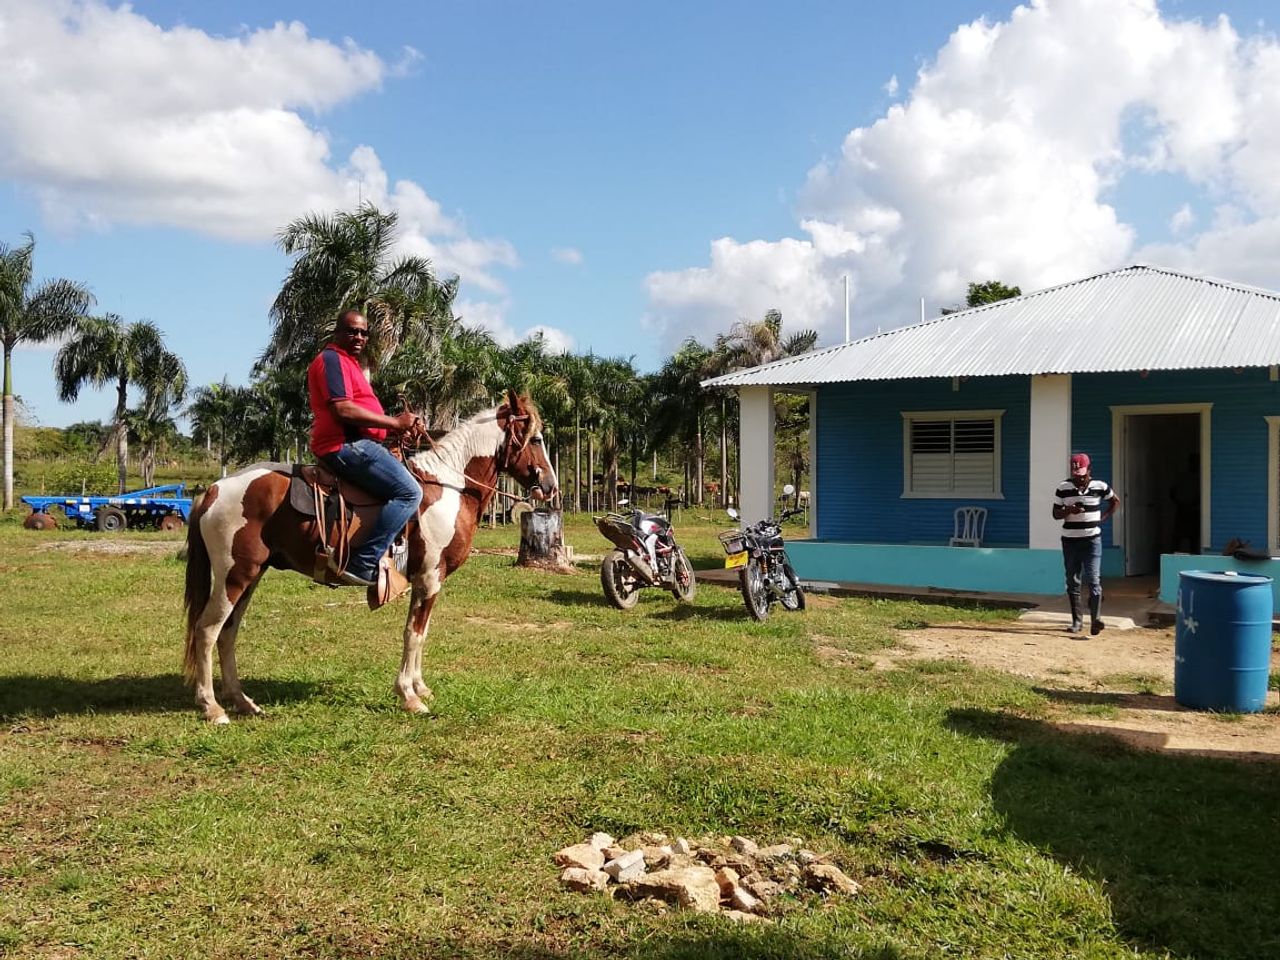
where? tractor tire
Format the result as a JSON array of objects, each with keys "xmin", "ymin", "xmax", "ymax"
[
  {"xmin": 23, "ymin": 511, "xmax": 55, "ymax": 531},
  {"xmin": 96, "ymin": 506, "xmax": 127, "ymax": 533},
  {"xmin": 159, "ymin": 513, "xmax": 185, "ymax": 532}
]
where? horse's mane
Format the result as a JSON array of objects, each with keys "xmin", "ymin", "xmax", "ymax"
[{"xmin": 409, "ymin": 398, "xmax": 540, "ymax": 478}]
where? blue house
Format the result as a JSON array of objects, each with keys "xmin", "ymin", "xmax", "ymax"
[{"xmin": 703, "ymin": 265, "xmax": 1280, "ymax": 604}]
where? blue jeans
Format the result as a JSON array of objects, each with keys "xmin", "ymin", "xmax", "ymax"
[
  {"xmin": 1062, "ymin": 535, "xmax": 1102, "ymax": 615},
  {"xmin": 322, "ymin": 440, "xmax": 423, "ymax": 580}
]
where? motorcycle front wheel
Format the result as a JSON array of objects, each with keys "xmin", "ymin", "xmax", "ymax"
[
  {"xmin": 601, "ymin": 550, "xmax": 641, "ymax": 610},
  {"xmin": 739, "ymin": 557, "xmax": 771, "ymax": 622},
  {"xmin": 779, "ymin": 559, "xmax": 806, "ymax": 611},
  {"xmin": 669, "ymin": 547, "xmax": 697, "ymax": 603}
]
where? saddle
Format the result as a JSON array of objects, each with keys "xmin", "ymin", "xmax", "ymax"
[{"xmin": 272, "ymin": 462, "xmax": 410, "ymax": 609}]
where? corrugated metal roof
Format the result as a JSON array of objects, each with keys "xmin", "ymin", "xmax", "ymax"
[{"xmin": 701, "ymin": 265, "xmax": 1280, "ymax": 388}]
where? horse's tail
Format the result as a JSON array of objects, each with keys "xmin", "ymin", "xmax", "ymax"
[{"xmin": 183, "ymin": 488, "xmax": 215, "ymax": 684}]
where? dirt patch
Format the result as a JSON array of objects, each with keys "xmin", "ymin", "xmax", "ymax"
[
  {"xmin": 463, "ymin": 615, "xmax": 574, "ymax": 634},
  {"xmin": 38, "ymin": 539, "xmax": 178, "ymax": 556},
  {"xmin": 854, "ymin": 621, "xmax": 1280, "ymax": 760}
]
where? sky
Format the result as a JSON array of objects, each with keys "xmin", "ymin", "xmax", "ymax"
[{"xmin": 4, "ymin": 0, "xmax": 1280, "ymax": 426}]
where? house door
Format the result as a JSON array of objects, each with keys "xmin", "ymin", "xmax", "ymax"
[{"xmin": 1122, "ymin": 412, "xmax": 1202, "ymax": 576}]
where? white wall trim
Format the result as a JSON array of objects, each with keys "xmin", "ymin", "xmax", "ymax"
[
  {"xmin": 1266, "ymin": 416, "xmax": 1280, "ymax": 555},
  {"xmin": 1110, "ymin": 402, "xmax": 1212, "ymax": 554},
  {"xmin": 1028, "ymin": 375, "xmax": 1072, "ymax": 549},
  {"xmin": 738, "ymin": 385, "xmax": 775, "ymax": 525},
  {"xmin": 900, "ymin": 409, "xmax": 1005, "ymax": 499}
]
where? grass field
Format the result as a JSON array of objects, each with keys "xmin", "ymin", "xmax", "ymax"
[{"xmin": 2, "ymin": 510, "xmax": 1279, "ymax": 959}]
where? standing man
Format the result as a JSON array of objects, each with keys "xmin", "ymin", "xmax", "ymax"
[
  {"xmin": 1053, "ymin": 453, "xmax": 1120, "ymax": 636},
  {"xmin": 308, "ymin": 310, "xmax": 423, "ymax": 586}
]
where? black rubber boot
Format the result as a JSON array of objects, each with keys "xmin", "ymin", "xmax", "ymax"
[
  {"xmin": 1066, "ymin": 593, "xmax": 1084, "ymax": 634},
  {"xmin": 1089, "ymin": 593, "xmax": 1105, "ymax": 636}
]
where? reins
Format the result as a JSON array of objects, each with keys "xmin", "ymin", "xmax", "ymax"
[{"xmin": 394, "ymin": 412, "xmax": 533, "ymax": 504}]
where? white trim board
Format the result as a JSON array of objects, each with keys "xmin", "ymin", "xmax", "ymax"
[
  {"xmin": 1267, "ymin": 415, "xmax": 1280, "ymax": 555},
  {"xmin": 1109, "ymin": 402, "xmax": 1212, "ymax": 555}
]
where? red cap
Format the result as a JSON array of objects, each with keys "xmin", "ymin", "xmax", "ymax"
[{"xmin": 1070, "ymin": 453, "xmax": 1091, "ymax": 476}]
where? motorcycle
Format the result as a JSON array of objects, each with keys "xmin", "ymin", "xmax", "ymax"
[
  {"xmin": 720, "ymin": 484, "xmax": 806, "ymax": 621},
  {"xmin": 594, "ymin": 499, "xmax": 697, "ymax": 609}
]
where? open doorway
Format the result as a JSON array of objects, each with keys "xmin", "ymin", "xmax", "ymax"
[{"xmin": 1119, "ymin": 411, "xmax": 1203, "ymax": 576}]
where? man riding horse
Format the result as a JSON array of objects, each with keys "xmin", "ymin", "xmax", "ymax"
[
  {"xmin": 308, "ymin": 309, "xmax": 422, "ymax": 586},
  {"xmin": 183, "ymin": 325, "xmax": 559, "ymax": 722}
]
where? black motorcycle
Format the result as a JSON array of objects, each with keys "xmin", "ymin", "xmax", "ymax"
[
  {"xmin": 595, "ymin": 500, "xmax": 696, "ymax": 609},
  {"xmin": 720, "ymin": 486, "xmax": 806, "ymax": 621}
]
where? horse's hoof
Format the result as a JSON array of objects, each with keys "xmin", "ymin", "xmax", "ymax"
[
  {"xmin": 402, "ymin": 696, "xmax": 432, "ymax": 715},
  {"xmin": 210, "ymin": 713, "xmax": 231, "ymax": 725},
  {"xmin": 232, "ymin": 699, "xmax": 264, "ymax": 717},
  {"xmin": 412, "ymin": 681, "xmax": 433, "ymax": 700}
]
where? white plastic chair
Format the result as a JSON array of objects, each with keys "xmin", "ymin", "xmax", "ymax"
[{"xmin": 950, "ymin": 506, "xmax": 987, "ymax": 547}]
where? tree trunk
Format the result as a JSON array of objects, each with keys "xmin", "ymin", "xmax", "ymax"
[
  {"xmin": 695, "ymin": 410, "xmax": 705, "ymax": 505},
  {"xmin": 574, "ymin": 412, "xmax": 582, "ymax": 514},
  {"xmin": 587, "ymin": 436, "xmax": 595, "ymax": 514},
  {"xmin": 517, "ymin": 508, "xmax": 571, "ymax": 571},
  {"xmin": 720, "ymin": 397, "xmax": 729, "ymax": 507},
  {"xmin": 2, "ymin": 344, "xmax": 13, "ymax": 511},
  {"xmin": 115, "ymin": 379, "xmax": 128, "ymax": 494},
  {"xmin": 142, "ymin": 446, "xmax": 155, "ymax": 488}
]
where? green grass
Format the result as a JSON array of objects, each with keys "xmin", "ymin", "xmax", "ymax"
[{"xmin": 2, "ymin": 515, "xmax": 1279, "ymax": 958}]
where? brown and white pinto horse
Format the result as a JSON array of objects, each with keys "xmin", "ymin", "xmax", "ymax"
[{"xmin": 182, "ymin": 390, "xmax": 557, "ymax": 723}]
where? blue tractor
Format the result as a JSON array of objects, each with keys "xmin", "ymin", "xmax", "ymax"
[{"xmin": 21, "ymin": 483, "xmax": 195, "ymax": 532}]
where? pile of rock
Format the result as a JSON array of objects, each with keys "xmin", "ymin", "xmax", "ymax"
[{"xmin": 555, "ymin": 831, "xmax": 860, "ymax": 922}]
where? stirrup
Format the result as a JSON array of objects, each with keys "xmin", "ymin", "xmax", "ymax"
[{"xmin": 368, "ymin": 554, "xmax": 410, "ymax": 610}]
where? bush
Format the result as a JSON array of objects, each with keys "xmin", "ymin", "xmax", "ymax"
[{"xmin": 38, "ymin": 461, "xmax": 119, "ymax": 496}]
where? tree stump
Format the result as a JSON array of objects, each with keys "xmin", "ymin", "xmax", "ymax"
[{"xmin": 518, "ymin": 508, "xmax": 573, "ymax": 572}]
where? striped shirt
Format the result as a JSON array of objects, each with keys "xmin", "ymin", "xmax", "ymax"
[{"xmin": 1055, "ymin": 478, "xmax": 1115, "ymax": 539}]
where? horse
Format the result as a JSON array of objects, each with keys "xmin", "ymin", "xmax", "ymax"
[{"xmin": 182, "ymin": 390, "xmax": 557, "ymax": 723}]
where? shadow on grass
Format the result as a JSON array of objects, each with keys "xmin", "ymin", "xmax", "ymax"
[
  {"xmin": 365, "ymin": 930, "xmax": 907, "ymax": 960},
  {"xmin": 1033, "ymin": 688, "xmax": 1182, "ymax": 711},
  {"xmin": 0, "ymin": 673, "xmax": 319, "ymax": 720},
  {"xmin": 546, "ymin": 588, "xmax": 613, "ymax": 607},
  {"xmin": 650, "ymin": 605, "xmax": 754, "ymax": 623},
  {"xmin": 948, "ymin": 707, "xmax": 1280, "ymax": 959}
]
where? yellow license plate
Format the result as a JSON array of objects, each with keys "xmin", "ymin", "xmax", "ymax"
[{"xmin": 724, "ymin": 551, "xmax": 748, "ymax": 569}]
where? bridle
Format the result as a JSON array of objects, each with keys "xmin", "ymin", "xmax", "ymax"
[{"xmin": 397, "ymin": 407, "xmax": 544, "ymax": 504}]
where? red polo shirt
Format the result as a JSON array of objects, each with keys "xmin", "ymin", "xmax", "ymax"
[{"xmin": 307, "ymin": 344, "xmax": 387, "ymax": 456}]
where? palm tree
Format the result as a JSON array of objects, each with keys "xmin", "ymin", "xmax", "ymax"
[
  {"xmin": 55, "ymin": 315, "xmax": 187, "ymax": 494},
  {"xmin": 187, "ymin": 379, "xmax": 238, "ymax": 474},
  {"xmin": 707, "ymin": 309, "xmax": 819, "ymax": 507},
  {"xmin": 267, "ymin": 204, "xmax": 455, "ymax": 371},
  {"xmin": 0, "ymin": 233, "xmax": 94, "ymax": 508},
  {"xmin": 650, "ymin": 339, "xmax": 713, "ymax": 505}
]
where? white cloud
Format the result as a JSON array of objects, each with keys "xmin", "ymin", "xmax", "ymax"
[
  {"xmin": 551, "ymin": 247, "xmax": 584, "ymax": 266},
  {"xmin": 884, "ymin": 75, "xmax": 899, "ymax": 96},
  {"xmin": 455, "ymin": 298, "xmax": 574, "ymax": 352},
  {"xmin": 0, "ymin": 0, "xmax": 516, "ymax": 289},
  {"xmin": 1170, "ymin": 203, "xmax": 1196, "ymax": 234},
  {"xmin": 645, "ymin": 0, "xmax": 1280, "ymax": 348}
]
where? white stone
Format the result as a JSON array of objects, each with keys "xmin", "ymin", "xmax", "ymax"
[
  {"xmin": 714, "ymin": 866, "xmax": 739, "ymax": 897},
  {"xmin": 554, "ymin": 843, "xmax": 605, "ymax": 871},
  {"xmin": 803, "ymin": 863, "xmax": 861, "ymax": 896},
  {"xmin": 729, "ymin": 836, "xmax": 759, "ymax": 856},
  {"xmin": 588, "ymin": 832, "xmax": 616, "ymax": 850},
  {"xmin": 673, "ymin": 837, "xmax": 691, "ymax": 855},
  {"xmin": 756, "ymin": 843, "xmax": 793, "ymax": 861},
  {"xmin": 603, "ymin": 849, "xmax": 646, "ymax": 882},
  {"xmin": 560, "ymin": 867, "xmax": 609, "ymax": 892},
  {"xmin": 625, "ymin": 865, "xmax": 721, "ymax": 913},
  {"xmin": 730, "ymin": 885, "xmax": 763, "ymax": 913}
]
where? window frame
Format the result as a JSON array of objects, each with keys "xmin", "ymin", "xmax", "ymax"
[{"xmin": 900, "ymin": 408, "xmax": 1005, "ymax": 499}]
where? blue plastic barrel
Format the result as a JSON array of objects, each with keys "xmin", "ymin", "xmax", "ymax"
[{"xmin": 1174, "ymin": 570, "xmax": 1274, "ymax": 713}]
